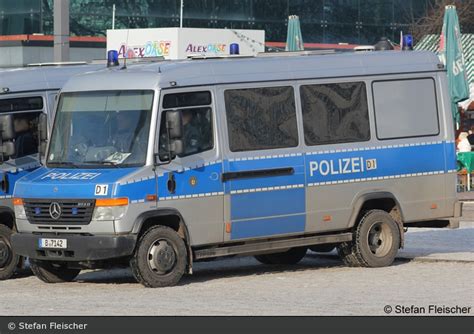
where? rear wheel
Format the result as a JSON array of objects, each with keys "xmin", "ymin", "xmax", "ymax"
[
  {"xmin": 0, "ymin": 225, "xmax": 20, "ymax": 280},
  {"xmin": 130, "ymin": 225, "xmax": 187, "ymax": 288},
  {"xmin": 338, "ymin": 210, "xmax": 400, "ymax": 267},
  {"xmin": 30, "ymin": 260, "xmax": 81, "ymax": 283},
  {"xmin": 254, "ymin": 247, "xmax": 307, "ymax": 265}
]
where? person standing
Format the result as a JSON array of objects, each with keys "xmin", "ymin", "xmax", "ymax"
[{"xmin": 457, "ymin": 132, "xmax": 471, "ymax": 152}]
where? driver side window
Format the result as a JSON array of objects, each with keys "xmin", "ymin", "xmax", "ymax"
[{"xmin": 158, "ymin": 91, "xmax": 213, "ymax": 160}]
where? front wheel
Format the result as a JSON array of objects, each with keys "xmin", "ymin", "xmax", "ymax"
[
  {"xmin": 30, "ymin": 260, "xmax": 81, "ymax": 283},
  {"xmin": 130, "ymin": 225, "xmax": 187, "ymax": 288},
  {"xmin": 0, "ymin": 225, "xmax": 20, "ymax": 280},
  {"xmin": 338, "ymin": 210, "xmax": 400, "ymax": 267}
]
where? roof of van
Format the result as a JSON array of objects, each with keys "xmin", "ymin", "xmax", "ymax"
[
  {"xmin": 61, "ymin": 51, "xmax": 443, "ymax": 92},
  {"xmin": 0, "ymin": 63, "xmax": 103, "ymax": 95}
]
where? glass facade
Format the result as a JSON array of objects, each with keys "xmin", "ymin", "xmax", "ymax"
[{"xmin": 0, "ymin": 0, "xmax": 464, "ymax": 44}]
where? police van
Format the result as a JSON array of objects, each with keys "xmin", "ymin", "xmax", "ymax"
[
  {"xmin": 0, "ymin": 63, "xmax": 102, "ymax": 279},
  {"xmin": 11, "ymin": 51, "xmax": 461, "ymax": 287}
]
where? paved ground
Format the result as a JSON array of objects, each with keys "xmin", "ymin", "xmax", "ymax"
[{"xmin": 1, "ymin": 218, "xmax": 472, "ymax": 316}]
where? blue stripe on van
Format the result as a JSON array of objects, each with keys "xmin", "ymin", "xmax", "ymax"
[
  {"xmin": 157, "ymin": 162, "xmax": 223, "ymax": 199},
  {"xmin": 0, "ymin": 169, "xmax": 32, "ymax": 197},
  {"xmin": 115, "ymin": 178, "xmax": 156, "ymax": 201},
  {"xmin": 231, "ymin": 214, "xmax": 306, "ymax": 240},
  {"xmin": 305, "ymin": 142, "xmax": 449, "ymax": 185},
  {"xmin": 224, "ymin": 155, "xmax": 305, "ymax": 194},
  {"xmin": 230, "ymin": 187, "xmax": 305, "ymax": 221},
  {"xmin": 444, "ymin": 142, "xmax": 457, "ymax": 171}
]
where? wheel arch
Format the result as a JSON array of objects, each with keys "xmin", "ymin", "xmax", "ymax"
[
  {"xmin": 348, "ymin": 191, "xmax": 405, "ymax": 248},
  {"xmin": 132, "ymin": 208, "xmax": 193, "ymax": 272},
  {"xmin": 0, "ymin": 207, "xmax": 15, "ymax": 231}
]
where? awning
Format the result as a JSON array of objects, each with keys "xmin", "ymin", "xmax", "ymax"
[{"xmin": 415, "ymin": 33, "xmax": 474, "ymax": 110}]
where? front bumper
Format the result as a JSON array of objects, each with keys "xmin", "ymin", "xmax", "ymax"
[{"xmin": 11, "ymin": 233, "xmax": 137, "ymax": 262}]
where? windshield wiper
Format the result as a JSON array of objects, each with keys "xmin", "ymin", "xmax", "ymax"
[
  {"xmin": 47, "ymin": 161, "xmax": 80, "ymax": 168},
  {"xmin": 82, "ymin": 160, "xmax": 119, "ymax": 168}
]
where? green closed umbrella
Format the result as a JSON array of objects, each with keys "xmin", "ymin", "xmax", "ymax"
[
  {"xmin": 286, "ymin": 15, "xmax": 304, "ymax": 52},
  {"xmin": 439, "ymin": 5, "xmax": 470, "ymax": 127}
]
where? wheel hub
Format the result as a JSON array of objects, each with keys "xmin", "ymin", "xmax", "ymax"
[
  {"xmin": 148, "ymin": 239, "xmax": 176, "ymax": 274},
  {"xmin": 368, "ymin": 222, "xmax": 392, "ymax": 257},
  {"xmin": 0, "ymin": 239, "xmax": 11, "ymax": 268}
]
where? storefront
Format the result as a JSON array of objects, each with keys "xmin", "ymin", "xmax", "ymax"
[{"xmin": 106, "ymin": 27, "xmax": 265, "ymax": 59}]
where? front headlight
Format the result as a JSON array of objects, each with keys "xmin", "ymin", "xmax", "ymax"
[
  {"xmin": 92, "ymin": 206, "xmax": 128, "ymax": 221},
  {"xmin": 92, "ymin": 198, "xmax": 129, "ymax": 221},
  {"xmin": 13, "ymin": 198, "xmax": 27, "ymax": 219}
]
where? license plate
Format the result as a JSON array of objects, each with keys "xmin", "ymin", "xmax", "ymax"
[{"xmin": 39, "ymin": 238, "xmax": 67, "ymax": 249}]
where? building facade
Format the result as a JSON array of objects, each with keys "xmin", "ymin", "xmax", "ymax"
[{"xmin": 0, "ymin": 0, "xmax": 448, "ymax": 45}]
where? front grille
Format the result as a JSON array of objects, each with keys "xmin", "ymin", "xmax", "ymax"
[{"xmin": 24, "ymin": 199, "xmax": 95, "ymax": 225}]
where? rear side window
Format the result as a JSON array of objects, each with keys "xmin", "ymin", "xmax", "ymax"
[
  {"xmin": 300, "ymin": 82, "xmax": 370, "ymax": 146},
  {"xmin": 224, "ymin": 86, "xmax": 298, "ymax": 152},
  {"xmin": 373, "ymin": 78, "xmax": 439, "ymax": 139},
  {"xmin": 0, "ymin": 96, "xmax": 43, "ymax": 112}
]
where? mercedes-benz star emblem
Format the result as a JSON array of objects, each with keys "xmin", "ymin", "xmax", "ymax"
[{"xmin": 49, "ymin": 202, "xmax": 62, "ymax": 220}]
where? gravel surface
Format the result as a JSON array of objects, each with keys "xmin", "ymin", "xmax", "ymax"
[{"xmin": 1, "ymin": 222, "xmax": 472, "ymax": 316}]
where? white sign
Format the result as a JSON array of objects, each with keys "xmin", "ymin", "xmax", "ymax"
[
  {"xmin": 95, "ymin": 184, "xmax": 109, "ymax": 196},
  {"xmin": 107, "ymin": 28, "xmax": 265, "ymax": 60}
]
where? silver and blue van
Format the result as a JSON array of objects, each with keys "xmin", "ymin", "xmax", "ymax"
[
  {"xmin": 11, "ymin": 51, "xmax": 461, "ymax": 287},
  {"xmin": 0, "ymin": 63, "xmax": 102, "ymax": 279}
]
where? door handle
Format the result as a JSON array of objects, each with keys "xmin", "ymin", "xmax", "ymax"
[{"xmin": 222, "ymin": 167, "xmax": 294, "ymax": 182}]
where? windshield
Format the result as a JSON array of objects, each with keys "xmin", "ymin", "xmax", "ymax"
[{"xmin": 47, "ymin": 90, "xmax": 154, "ymax": 168}]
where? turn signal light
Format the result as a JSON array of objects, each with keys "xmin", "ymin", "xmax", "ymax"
[
  {"xmin": 13, "ymin": 198, "xmax": 23, "ymax": 206},
  {"xmin": 95, "ymin": 198, "xmax": 129, "ymax": 207},
  {"xmin": 146, "ymin": 194, "xmax": 157, "ymax": 202}
]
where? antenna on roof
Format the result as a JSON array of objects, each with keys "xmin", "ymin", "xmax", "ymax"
[{"xmin": 122, "ymin": 29, "xmax": 130, "ymax": 70}]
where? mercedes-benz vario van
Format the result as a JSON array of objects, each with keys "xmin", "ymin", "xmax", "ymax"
[
  {"xmin": 11, "ymin": 51, "xmax": 461, "ymax": 287},
  {"xmin": 0, "ymin": 63, "xmax": 101, "ymax": 279}
]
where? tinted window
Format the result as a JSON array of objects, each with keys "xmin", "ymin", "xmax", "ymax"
[
  {"xmin": 373, "ymin": 78, "xmax": 439, "ymax": 139},
  {"xmin": 162, "ymin": 91, "xmax": 211, "ymax": 109},
  {"xmin": 225, "ymin": 86, "xmax": 298, "ymax": 152},
  {"xmin": 0, "ymin": 96, "xmax": 43, "ymax": 112},
  {"xmin": 300, "ymin": 82, "xmax": 370, "ymax": 146},
  {"xmin": 11, "ymin": 112, "xmax": 41, "ymax": 159},
  {"xmin": 159, "ymin": 91, "xmax": 213, "ymax": 160}
]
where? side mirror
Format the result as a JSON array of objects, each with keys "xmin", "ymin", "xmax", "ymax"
[
  {"xmin": 0, "ymin": 141, "xmax": 15, "ymax": 157},
  {"xmin": 39, "ymin": 113, "xmax": 47, "ymax": 141},
  {"xmin": 170, "ymin": 139, "xmax": 184, "ymax": 156},
  {"xmin": 0, "ymin": 115, "xmax": 15, "ymax": 141},
  {"xmin": 38, "ymin": 113, "xmax": 48, "ymax": 160},
  {"xmin": 0, "ymin": 115, "xmax": 15, "ymax": 162},
  {"xmin": 166, "ymin": 110, "xmax": 183, "ymax": 139}
]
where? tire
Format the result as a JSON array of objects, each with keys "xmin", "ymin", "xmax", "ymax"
[
  {"xmin": 254, "ymin": 247, "xmax": 307, "ymax": 265},
  {"xmin": 130, "ymin": 225, "xmax": 187, "ymax": 288},
  {"xmin": 0, "ymin": 225, "xmax": 20, "ymax": 280},
  {"xmin": 30, "ymin": 260, "xmax": 81, "ymax": 283},
  {"xmin": 309, "ymin": 244, "xmax": 336, "ymax": 253},
  {"xmin": 338, "ymin": 210, "xmax": 401, "ymax": 268}
]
